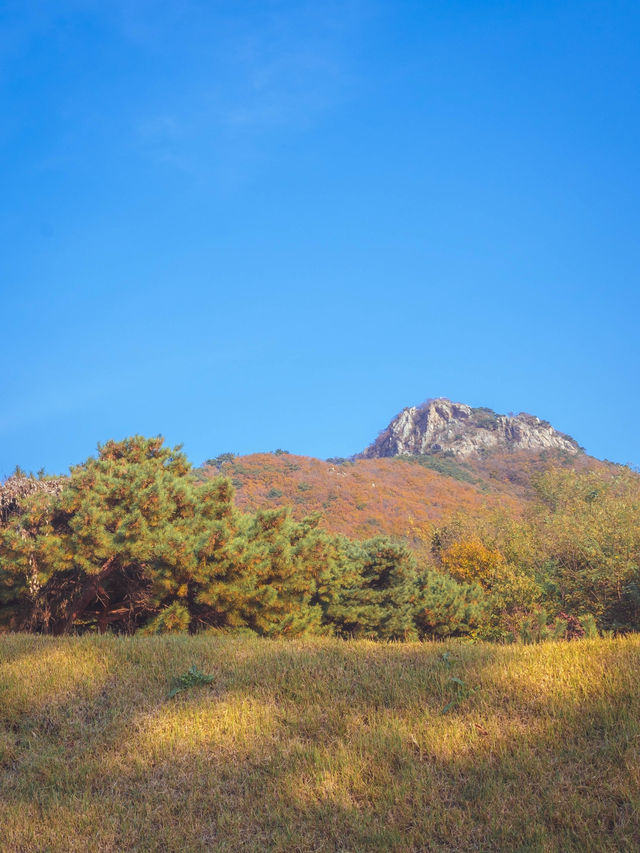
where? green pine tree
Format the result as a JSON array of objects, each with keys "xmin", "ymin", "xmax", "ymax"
[
  {"xmin": 238, "ymin": 508, "xmax": 324, "ymax": 636},
  {"xmin": 413, "ymin": 570, "xmax": 486, "ymax": 638},
  {"xmin": 188, "ymin": 477, "xmax": 255, "ymax": 631},
  {"xmin": 0, "ymin": 437, "xmax": 208, "ymax": 633},
  {"xmin": 328, "ymin": 537, "xmax": 419, "ymax": 640}
]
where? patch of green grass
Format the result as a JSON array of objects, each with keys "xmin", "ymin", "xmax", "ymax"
[
  {"xmin": 168, "ymin": 664, "xmax": 215, "ymax": 698},
  {"xmin": 0, "ymin": 634, "xmax": 639, "ymax": 851}
]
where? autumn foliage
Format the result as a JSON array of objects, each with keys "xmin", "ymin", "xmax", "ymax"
[
  {"xmin": 200, "ymin": 452, "xmax": 523, "ymax": 543},
  {"xmin": 1, "ymin": 437, "xmax": 639, "ymax": 640}
]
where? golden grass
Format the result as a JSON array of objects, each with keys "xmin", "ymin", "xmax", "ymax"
[{"xmin": 1, "ymin": 634, "xmax": 639, "ymax": 852}]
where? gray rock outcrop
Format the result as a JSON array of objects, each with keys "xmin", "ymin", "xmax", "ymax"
[{"xmin": 361, "ymin": 398, "xmax": 581, "ymax": 459}]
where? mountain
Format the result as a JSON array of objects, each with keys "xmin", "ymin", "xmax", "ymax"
[
  {"xmin": 360, "ymin": 398, "xmax": 581, "ymax": 459},
  {"xmin": 199, "ymin": 398, "xmax": 604, "ymax": 542},
  {"xmin": 1, "ymin": 398, "xmax": 608, "ymax": 546}
]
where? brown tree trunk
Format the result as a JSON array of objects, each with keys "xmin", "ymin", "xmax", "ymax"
[
  {"xmin": 53, "ymin": 556, "xmax": 117, "ymax": 635},
  {"xmin": 97, "ymin": 606, "xmax": 130, "ymax": 633}
]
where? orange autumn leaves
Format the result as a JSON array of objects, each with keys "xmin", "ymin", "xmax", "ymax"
[{"xmin": 205, "ymin": 453, "xmax": 522, "ymax": 543}]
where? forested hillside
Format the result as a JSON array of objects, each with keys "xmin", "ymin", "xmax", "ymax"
[
  {"xmin": 1, "ymin": 433, "xmax": 638, "ymax": 641},
  {"xmin": 199, "ymin": 446, "xmax": 606, "ymax": 542},
  {"xmin": 198, "ymin": 452, "xmax": 521, "ymax": 541}
]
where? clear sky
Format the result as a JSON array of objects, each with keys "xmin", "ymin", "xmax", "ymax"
[{"xmin": 1, "ymin": 0, "xmax": 639, "ymax": 476}]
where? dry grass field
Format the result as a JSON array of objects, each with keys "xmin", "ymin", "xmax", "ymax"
[{"xmin": 1, "ymin": 634, "xmax": 639, "ymax": 852}]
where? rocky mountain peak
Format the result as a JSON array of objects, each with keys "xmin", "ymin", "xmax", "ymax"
[{"xmin": 361, "ymin": 398, "xmax": 581, "ymax": 459}]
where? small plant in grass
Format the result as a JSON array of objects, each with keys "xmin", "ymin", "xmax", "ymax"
[
  {"xmin": 438, "ymin": 650, "xmax": 456, "ymax": 669},
  {"xmin": 516, "ymin": 609, "xmax": 596, "ymax": 643},
  {"xmin": 442, "ymin": 675, "xmax": 478, "ymax": 714},
  {"xmin": 518, "ymin": 610, "xmax": 554, "ymax": 643},
  {"xmin": 580, "ymin": 613, "xmax": 598, "ymax": 638},
  {"xmin": 168, "ymin": 665, "xmax": 215, "ymax": 698},
  {"xmin": 438, "ymin": 651, "xmax": 478, "ymax": 712}
]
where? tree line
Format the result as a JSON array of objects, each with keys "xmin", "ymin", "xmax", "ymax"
[{"xmin": 1, "ymin": 436, "xmax": 638, "ymax": 640}]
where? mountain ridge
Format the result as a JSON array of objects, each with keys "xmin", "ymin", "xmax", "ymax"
[
  {"xmin": 359, "ymin": 398, "xmax": 582, "ymax": 460},
  {"xmin": 2, "ymin": 397, "xmax": 617, "ymax": 545},
  {"xmin": 198, "ymin": 397, "xmax": 609, "ymax": 541}
]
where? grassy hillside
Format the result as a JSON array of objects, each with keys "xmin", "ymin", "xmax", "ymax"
[{"xmin": 1, "ymin": 634, "xmax": 639, "ymax": 852}]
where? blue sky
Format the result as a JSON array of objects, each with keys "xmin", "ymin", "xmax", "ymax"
[{"xmin": 1, "ymin": 0, "xmax": 639, "ymax": 475}]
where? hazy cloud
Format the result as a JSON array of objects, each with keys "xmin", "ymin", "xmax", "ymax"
[{"xmin": 129, "ymin": 1, "xmax": 372, "ymax": 179}]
